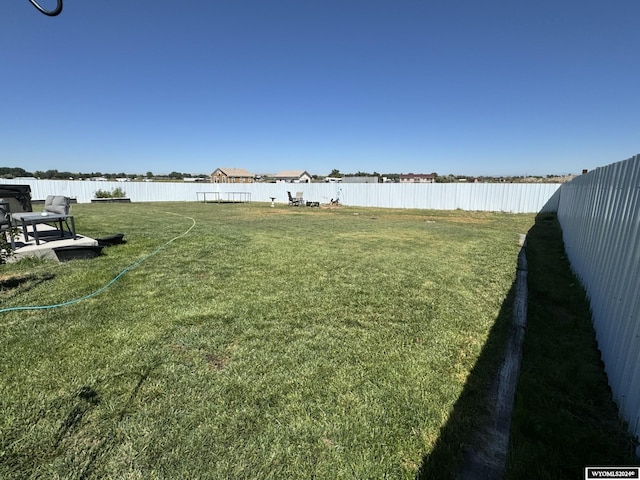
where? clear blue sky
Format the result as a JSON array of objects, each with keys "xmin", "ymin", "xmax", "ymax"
[{"xmin": 2, "ymin": 0, "xmax": 639, "ymax": 177}]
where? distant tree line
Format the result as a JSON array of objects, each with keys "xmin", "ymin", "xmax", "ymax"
[
  {"xmin": 1, "ymin": 166, "xmax": 574, "ymax": 184},
  {"xmin": 0, "ymin": 167, "xmax": 34, "ymax": 178},
  {"xmin": 326, "ymin": 169, "xmax": 574, "ymax": 183},
  {"xmin": 0, "ymin": 167, "xmax": 209, "ymax": 181}
]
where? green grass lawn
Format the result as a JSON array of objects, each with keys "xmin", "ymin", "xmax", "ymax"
[{"xmin": 0, "ymin": 202, "xmax": 628, "ymax": 479}]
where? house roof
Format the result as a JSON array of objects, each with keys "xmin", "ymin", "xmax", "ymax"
[
  {"xmin": 274, "ymin": 170, "xmax": 310, "ymax": 178},
  {"xmin": 212, "ymin": 168, "xmax": 254, "ymax": 177}
]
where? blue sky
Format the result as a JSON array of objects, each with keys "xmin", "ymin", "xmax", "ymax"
[{"xmin": 2, "ymin": 0, "xmax": 639, "ymax": 177}]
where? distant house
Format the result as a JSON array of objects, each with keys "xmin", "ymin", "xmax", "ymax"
[
  {"xmin": 399, "ymin": 173, "xmax": 435, "ymax": 183},
  {"xmin": 274, "ymin": 170, "xmax": 312, "ymax": 183},
  {"xmin": 211, "ymin": 168, "xmax": 255, "ymax": 184}
]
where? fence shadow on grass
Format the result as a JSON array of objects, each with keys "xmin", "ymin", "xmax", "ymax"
[{"xmin": 416, "ymin": 213, "xmax": 639, "ymax": 480}]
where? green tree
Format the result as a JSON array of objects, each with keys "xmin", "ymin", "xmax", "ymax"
[{"xmin": 0, "ymin": 167, "xmax": 32, "ymax": 178}]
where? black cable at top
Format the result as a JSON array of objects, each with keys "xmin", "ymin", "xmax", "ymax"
[{"xmin": 28, "ymin": 0, "xmax": 63, "ymax": 16}]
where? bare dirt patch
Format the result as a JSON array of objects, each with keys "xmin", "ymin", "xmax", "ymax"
[{"xmin": 205, "ymin": 353, "xmax": 228, "ymax": 371}]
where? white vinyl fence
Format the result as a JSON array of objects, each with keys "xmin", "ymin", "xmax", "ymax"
[
  {"xmin": 557, "ymin": 154, "xmax": 640, "ymax": 453},
  {"xmin": 0, "ymin": 179, "xmax": 561, "ymax": 213}
]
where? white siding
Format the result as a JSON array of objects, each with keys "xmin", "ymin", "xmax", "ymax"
[{"xmin": 557, "ymin": 154, "xmax": 640, "ymax": 451}]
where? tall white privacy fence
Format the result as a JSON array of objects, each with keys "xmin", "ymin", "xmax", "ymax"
[
  {"xmin": 0, "ymin": 179, "xmax": 561, "ymax": 213},
  {"xmin": 557, "ymin": 154, "xmax": 640, "ymax": 453}
]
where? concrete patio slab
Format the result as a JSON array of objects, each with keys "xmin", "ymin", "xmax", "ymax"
[{"xmin": 7, "ymin": 224, "xmax": 98, "ymax": 263}]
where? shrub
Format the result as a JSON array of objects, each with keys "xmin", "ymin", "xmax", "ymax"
[
  {"xmin": 94, "ymin": 188, "xmax": 127, "ymax": 199},
  {"xmin": 0, "ymin": 226, "xmax": 19, "ymax": 263},
  {"xmin": 112, "ymin": 187, "xmax": 126, "ymax": 198}
]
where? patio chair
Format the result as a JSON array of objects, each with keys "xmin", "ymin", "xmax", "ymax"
[
  {"xmin": 295, "ymin": 192, "xmax": 304, "ymax": 205},
  {"xmin": 43, "ymin": 195, "xmax": 71, "ymax": 215},
  {"xmin": 287, "ymin": 191, "xmax": 302, "ymax": 206},
  {"xmin": 12, "ymin": 195, "xmax": 71, "ymax": 219},
  {"xmin": 12, "ymin": 196, "xmax": 74, "ymax": 244}
]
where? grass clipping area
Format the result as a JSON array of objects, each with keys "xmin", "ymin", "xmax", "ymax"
[{"xmin": 0, "ymin": 203, "xmax": 553, "ymax": 478}]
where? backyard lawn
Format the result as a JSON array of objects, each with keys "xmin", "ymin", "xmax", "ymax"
[{"xmin": 0, "ymin": 203, "xmax": 633, "ymax": 478}]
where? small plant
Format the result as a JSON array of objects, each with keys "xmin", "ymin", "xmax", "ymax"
[
  {"xmin": 111, "ymin": 187, "xmax": 126, "ymax": 198},
  {"xmin": 94, "ymin": 188, "xmax": 127, "ymax": 199},
  {"xmin": 0, "ymin": 226, "xmax": 19, "ymax": 264}
]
